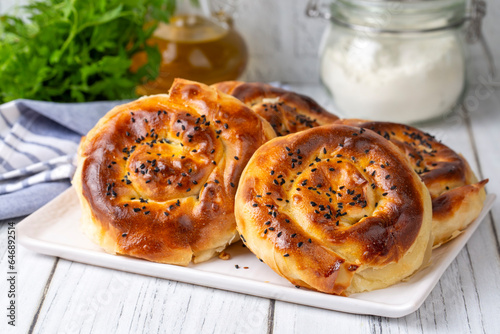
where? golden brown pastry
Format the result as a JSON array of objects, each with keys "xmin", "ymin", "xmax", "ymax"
[
  {"xmin": 336, "ymin": 119, "xmax": 488, "ymax": 247},
  {"xmin": 73, "ymin": 79, "xmax": 275, "ymax": 265},
  {"xmin": 212, "ymin": 81, "xmax": 338, "ymax": 135},
  {"xmin": 235, "ymin": 124, "xmax": 432, "ymax": 295}
]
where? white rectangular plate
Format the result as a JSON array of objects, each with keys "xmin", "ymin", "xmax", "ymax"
[{"xmin": 17, "ymin": 187, "xmax": 496, "ymax": 318}]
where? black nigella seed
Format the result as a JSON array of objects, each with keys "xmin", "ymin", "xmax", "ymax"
[
  {"xmin": 186, "ymin": 188, "xmax": 191, "ymax": 192},
  {"xmin": 234, "ymin": 156, "xmax": 239, "ymax": 160},
  {"xmin": 264, "ymin": 229, "xmax": 268, "ymax": 234},
  {"xmin": 144, "ymin": 211, "xmax": 150, "ymax": 215},
  {"xmin": 252, "ymin": 203, "xmax": 258, "ymax": 207},
  {"xmin": 310, "ymin": 201, "xmax": 317, "ymax": 207},
  {"xmin": 123, "ymin": 204, "xmax": 129, "ymax": 207},
  {"xmin": 164, "ymin": 212, "xmax": 169, "ymax": 216},
  {"xmin": 391, "ymin": 185, "xmax": 397, "ymax": 190},
  {"xmin": 265, "ymin": 221, "xmax": 271, "ymax": 225},
  {"xmin": 230, "ymin": 182, "xmax": 235, "ymax": 188},
  {"xmin": 308, "ymin": 238, "xmax": 312, "ymax": 243},
  {"xmin": 122, "ymin": 233, "xmax": 127, "ymax": 237},
  {"xmin": 382, "ymin": 192, "xmax": 388, "ymax": 196},
  {"xmin": 284, "ymin": 253, "xmax": 289, "ymax": 257},
  {"xmin": 277, "ymin": 232, "xmax": 282, "ymax": 237},
  {"xmin": 298, "ymin": 242, "xmax": 303, "ymax": 247},
  {"xmin": 271, "ymin": 170, "xmax": 275, "ymax": 175},
  {"xmin": 133, "ymin": 208, "xmax": 141, "ymax": 212},
  {"xmin": 269, "ymin": 227, "xmax": 275, "ymax": 231},
  {"xmin": 291, "ymin": 233, "xmax": 297, "ymax": 238}
]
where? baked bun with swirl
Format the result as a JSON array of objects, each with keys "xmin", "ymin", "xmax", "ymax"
[
  {"xmin": 235, "ymin": 124, "xmax": 432, "ymax": 295},
  {"xmin": 335, "ymin": 119, "xmax": 488, "ymax": 247},
  {"xmin": 212, "ymin": 81, "xmax": 339, "ymax": 136},
  {"xmin": 73, "ymin": 79, "xmax": 276, "ymax": 265}
]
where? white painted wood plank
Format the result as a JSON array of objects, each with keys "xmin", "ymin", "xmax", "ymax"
[
  {"xmin": 0, "ymin": 244, "xmax": 57, "ymax": 334},
  {"xmin": 30, "ymin": 259, "xmax": 271, "ymax": 333}
]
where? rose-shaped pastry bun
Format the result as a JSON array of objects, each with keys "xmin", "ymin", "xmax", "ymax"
[
  {"xmin": 235, "ymin": 124, "xmax": 432, "ymax": 295},
  {"xmin": 73, "ymin": 79, "xmax": 275, "ymax": 265},
  {"xmin": 212, "ymin": 81, "xmax": 338, "ymax": 136}
]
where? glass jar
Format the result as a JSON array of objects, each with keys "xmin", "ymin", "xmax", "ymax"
[
  {"xmin": 132, "ymin": 0, "xmax": 248, "ymax": 95},
  {"xmin": 310, "ymin": 0, "xmax": 469, "ymax": 123}
]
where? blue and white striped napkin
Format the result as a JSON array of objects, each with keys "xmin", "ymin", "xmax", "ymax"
[{"xmin": 0, "ymin": 99, "xmax": 126, "ymax": 220}]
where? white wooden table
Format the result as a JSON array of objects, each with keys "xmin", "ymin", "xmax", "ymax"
[{"xmin": 1, "ymin": 82, "xmax": 499, "ymax": 334}]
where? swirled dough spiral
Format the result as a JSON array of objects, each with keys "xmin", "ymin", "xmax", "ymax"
[
  {"xmin": 73, "ymin": 79, "xmax": 276, "ymax": 265},
  {"xmin": 212, "ymin": 81, "xmax": 338, "ymax": 136},
  {"xmin": 235, "ymin": 124, "xmax": 432, "ymax": 295},
  {"xmin": 336, "ymin": 119, "xmax": 488, "ymax": 247}
]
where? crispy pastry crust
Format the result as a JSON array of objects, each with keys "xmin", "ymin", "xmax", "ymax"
[
  {"xmin": 73, "ymin": 79, "xmax": 276, "ymax": 265},
  {"xmin": 235, "ymin": 124, "xmax": 432, "ymax": 295},
  {"xmin": 336, "ymin": 119, "xmax": 488, "ymax": 247},
  {"xmin": 212, "ymin": 81, "xmax": 338, "ymax": 136}
]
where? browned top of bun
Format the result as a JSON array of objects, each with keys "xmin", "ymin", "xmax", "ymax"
[
  {"xmin": 335, "ymin": 120, "xmax": 474, "ymax": 195},
  {"xmin": 235, "ymin": 124, "xmax": 431, "ymax": 295},
  {"xmin": 75, "ymin": 79, "xmax": 275, "ymax": 264},
  {"xmin": 335, "ymin": 119, "xmax": 488, "ymax": 246},
  {"xmin": 212, "ymin": 81, "xmax": 338, "ymax": 136}
]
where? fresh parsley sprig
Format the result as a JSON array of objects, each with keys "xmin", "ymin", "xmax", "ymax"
[{"xmin": 0, "ymin": 0, "xmax": 176, "ymax": 103}]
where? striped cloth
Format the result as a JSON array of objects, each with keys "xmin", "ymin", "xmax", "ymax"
[{"xmin": 0, "ymin": 99, "xmax": 126, "ymax": 220}]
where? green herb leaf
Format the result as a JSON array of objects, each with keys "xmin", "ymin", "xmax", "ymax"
[{"xmin": 0, "ymin": 0, "xmax": 175, "ymax": 103}]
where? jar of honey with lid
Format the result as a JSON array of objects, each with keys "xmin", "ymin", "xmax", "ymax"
[{"xmin": 132, "ymin": 0, "xmax": 248, "ymax": 95}]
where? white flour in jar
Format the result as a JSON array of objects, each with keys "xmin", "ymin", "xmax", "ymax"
[{"xmin": 321, "ymin": 33, "xmax": 465, "ymax": 123}]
